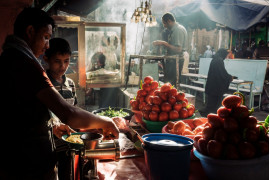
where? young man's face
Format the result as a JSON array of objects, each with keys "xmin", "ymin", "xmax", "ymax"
[
  {"xmin": 28, "ymin": 25, "xmax": 52, "ymax": 57},
  {"xmin": 45, "ymin": 53, "xmax": 70, "ymax": 78},
  {"xmin": 162, "ymin": 19, "xmax": 173, "ymax": 29}
]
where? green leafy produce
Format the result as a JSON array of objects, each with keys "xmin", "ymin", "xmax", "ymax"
[{"xmin": 97, "ymin": 107, "xmax": 129, "ymax": 118}]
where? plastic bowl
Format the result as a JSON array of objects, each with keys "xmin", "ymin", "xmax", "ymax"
[
  {"xmin": 193, "ymin": 149, "xmax": 269, "ymax": 180},
  {"xmin": 142, "ymin": 114, "xmax": 195, "ymax": 133}
]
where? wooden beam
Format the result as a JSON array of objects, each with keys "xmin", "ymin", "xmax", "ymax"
[
  {"xmin": 121, "ymin": 24, "xmax": 126, "ymax": 86},
  {"xmin": 78, "ymin": 23, "xmax": 86, "ymax": 88}
]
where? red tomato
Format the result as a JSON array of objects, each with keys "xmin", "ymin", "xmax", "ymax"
[
  {"xmin": 130, "ymin": 100, "xmax": 139, "ymax": 110},
  {"xmin": 152, "ymin": 105, "xmax": 161, "ymax": 112},
  {"xmin": 159, "ymin": 92, "xmax": 168, "ymax": 101},
  {"xmin": 255, "ymin": 124, "xmax": 267, "ymax": 139},
  {"xmin": 239, "ymin": 116, "xmax": 257, "ymax": 129},
  {"xmin": 180, "ymin": 100, "xmax": 187, "ymax": 108},
  {"xmin": 187, "ymin": 106, "xmax": 195, "ymax": 117},
  {"xmin": 183, "ymin": 129, "xmax": 195, "ymax": 135},
  {"xmin": 176, "ymin": 92, "xmax": 185, "ymax": 101},
  {"xmin": 139, "ymin": 102, "xmax": 147, "ymax": 111},
  {"xmin": 222, "ymin": 95, "xmax": 242, "ymax": 109},
  {"xmin": 194, "ymin": 135, "xmax": 203, "ymax": 150},
  {"xmin": 224, "ymin": 117, "xmax": 238, "ymax": 132},
  {"xmin": 152, "ymin": 96, "xmax": 162, "ymax": 105},
  {"xmin": 167, "ymin": 121, "xmax": 175, "ymax": 130},
  {"xmin": 161, "ymin": 102, "xmax": 172, "ymax": 112},
  {"xmin": 202, "ymin": 126, "xmax": 215, "ymax": 140},
  {"xmin": 232, "ymin": 105, "xmax": 249, "ymax": 119},
  {"xmin": 198, "ymin": 138, "xmax": 208, "ymax": 155},
  {"xmin": 207, "ymin": 140, "xmax": 223, "ymax": 158},
  {"xmin": 228, "ymin": 132, "xmax": 241, "ymax": 144},
  {"xmin": 214, "ymin": 129, "xmax": 227, "ymax": 143},
  {"xmin": 142, "ymin": 111, "xmax": 150, "ymax": 120},
  {"xmin": 149, "ymin": 111, "xmax": 159, "ymax": 121},
  {"xmin": 144, "ymin": 104, "xmax": 152, "ymax": 111},
  {"xmin": 169, "ymin": 88, "xmax": 178, "ymax": 97},
  {"xmin": 154, "ymin": 90, "xmax": 161, "ymax": 96},
  {"xmin": 183, "ymin": 98, "xmax": 188, "ymax": 104},
  {"xmin": 168, "ymin": 96, "xmax": 176, "ymax": 105},
  {"xmin": 207, "ymin": 113, "xmax": 223, "ymax": 128},
  {"xmin": 169, "ymin": 110, "xmax": 179, "ymax": 120},
  {"xmin": 217, "ymin": 106, "xmax": 231, "ymax": 118},
  {"xmin": 192, "ymin": 118, "xmax": 205, "ymax": 127},
  {"xmin": 144, "ymin": 76, "xmax": 154, "ymax": 84},
  {"xmin": 257, "ymin": 141, "xmax": 269, "ymax": 156},
  {"xmin": 173, "ymin": 102, "xmax": 182, "ymax": 111},
  {"xmin": 148, "ymin": 90, "xmax": 155, "ymax": 96},
  {"xmin": 137, "ymin": 89, "xmax": 147, "ymax": 97},
  {"xmin": 173, "ymin": 121, "xmax": 186, "ymax": 135},
  {"xmin": 130, "ymin": 99, "xmax": 136, "ymax": 106},
  {"xmin": 179, "ymin": 108, "xmax": 188, "ymax": 119},
  {"xmin": 138, "ymin": 96, "xmax": 145, "ymax": 103},
  {"xmin": 193, "ymin": 125, "xmax": 204, "ymax": 135},
  {"xmin": 151, "ymin": 81, "xmax": 159, "ymax": 90},
  {"xmin": 142, "ymin": 83, "xmax": 151, "ymax": 92},
  {"xmin": 159, "ymin": 112, "xmax": 169, "ymax": 121},
  {"xmin": 160, "ymin": 83, "xmax": 172, "ymax": 93},
  {"xmin": 245, "ymin": 129, "xmax": 259, "ymax": 142},
  {"xmin": 188, "ymin": 104, "xmax": 195, "ymax": 110},
  {"xmin": 238, "ymin": 141, "xmax": 256, "ymax": 159},
  {"xmin": 145, "ymin": 95, "xmax": 154, "ymax": 104},
  {"xmin": 224, "ymin": 144, "xmax": 239, "ymax": 160}
]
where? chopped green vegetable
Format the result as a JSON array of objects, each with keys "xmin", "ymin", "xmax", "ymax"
[{"xmin": 97, "ymin": 107, "xmax": 129, "ymax": 118}]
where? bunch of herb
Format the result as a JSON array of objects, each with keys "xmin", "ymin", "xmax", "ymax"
[{"xmin": 97, "ymin": 107, "xmax": 129, "ymax": 118}]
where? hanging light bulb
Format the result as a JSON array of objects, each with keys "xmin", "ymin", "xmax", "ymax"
[
  {"xmin": 130, "ymin": 0, "xmax": 156, "ymax": 26},
  {"xmin": 135, "ymin": 9, "xmax": 139, "ymax": 16}
]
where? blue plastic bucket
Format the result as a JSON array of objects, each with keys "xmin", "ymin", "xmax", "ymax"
[{"xmin": 142, "ymin": 133, "xmax": 194, "ymax": 180}]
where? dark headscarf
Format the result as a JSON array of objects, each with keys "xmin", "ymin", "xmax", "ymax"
[{"xmin": 213, "ymin": 48, "xmax": 229, "ymax": 60}]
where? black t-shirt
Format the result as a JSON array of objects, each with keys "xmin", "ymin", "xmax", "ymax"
[{"xmin": 0, "ymin": 48, "xmax": 56, "ymax": 178}]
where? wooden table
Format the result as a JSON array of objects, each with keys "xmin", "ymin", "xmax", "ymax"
[
  {"xmin": 126, "ymin": 55, "xmax": 183, "ymax": 91},
  {"xmin": 180, "ymin": 73, "xmax": 254, "ymax": 108},
  {"xmin": 97, "ymin": 150, "xmax": 208, "ymax": 180}
]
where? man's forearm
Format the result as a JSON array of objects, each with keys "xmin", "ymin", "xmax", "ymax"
[{"xmin": 165, "ymin": 43, "xmax": 182, "ymax": 53}]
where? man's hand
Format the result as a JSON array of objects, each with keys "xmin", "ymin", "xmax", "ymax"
[
  {"xmin": 153, "ymin": 40, "xmax": 168, "ymax": 46},
  {"xmin": 53, "ymin": 123, "xmax": 76, "ymax": 139},
  {"xmin": 98, "ymin": 116, "xmax": 120, "ymax": 139}
]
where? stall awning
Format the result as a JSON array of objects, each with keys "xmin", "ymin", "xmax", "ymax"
[{"xmin": 170, "ymin": 0, "xmax": 269, "ymax": 31}]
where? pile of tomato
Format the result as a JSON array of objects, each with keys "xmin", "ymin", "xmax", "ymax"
[
  {"xmin": 166, "ymin": 118, "xmax": 207, "ymax": 136},
  {"xmin": 130, "ymin": 76, "xmax": 195, "ymax": 122},
  {"xmin": 193, "ymin": 94, "xmax": 269, "ymax": 160}
]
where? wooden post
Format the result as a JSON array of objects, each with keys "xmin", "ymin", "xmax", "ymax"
[
  {"xmin": 121, "ymin": 24, "xmax": 126, "ymax": 86},
  {"xmin": 230, "ymin": 30, "xmax": 233, "ymax": 50},
  {"xmin": 78, "ymin": 23, "xmax": 86, "ymax": 88}
]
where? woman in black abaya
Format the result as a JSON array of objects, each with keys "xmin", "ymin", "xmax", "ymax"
[{"xmin": 205, "ymin": 48, "xmax": 233, "ymax": 114}]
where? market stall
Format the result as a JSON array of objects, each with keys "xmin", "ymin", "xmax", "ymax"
[{"xmin": 62, "ymin": 85, "xmax": 269, "ymax": 180}]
